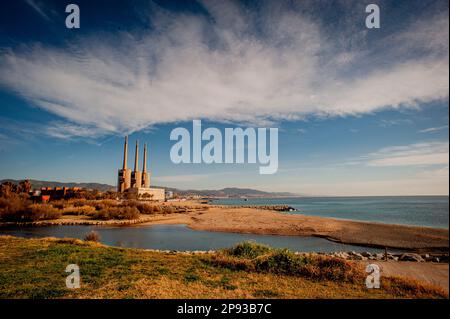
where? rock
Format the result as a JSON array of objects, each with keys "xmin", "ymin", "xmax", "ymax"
[
  {"xmin": 361, "ymin": 252, "xmax": 372, "ymax": 257},
  {"xmin": 351, "ymin": 253, "xmax": 367, "ymax": 260},
  {"xmin": 336, "ymin": 252, "xmax": 349, "ymax": 259},
  {"xmin": 399, "ymin": 253, "xmax": 425, "ymax": 262},
  {"xmin": 375, "ymin": 253, "xmax": 385, "ymax": 260}
]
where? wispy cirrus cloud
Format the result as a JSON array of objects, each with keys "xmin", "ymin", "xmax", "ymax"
[
  {"xmin": 25, "ymin": 0, "xmax": 52, "ymax": 21},
  {"xmin": 44, "ymin": 122, "xmax": 110, "ymax": 140},
  {"xmin": 0, "ymin": 1, "xmax": 448, "ymax": 139},
  {"xmin": 379, "ymin": 119, "xmax": 414, "ymax": 127},
  {"xmin": 419, "ymin": 125, "xmax": 449, "ymax": 133},
  {"xmin": 366, "ymin": 141, "xmax": 449, "ymax": 167}
]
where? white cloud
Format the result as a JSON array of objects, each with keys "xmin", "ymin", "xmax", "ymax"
[
  {"xmin": 44, "ymin": 122, "xmax": 108, "ymax": 140},
  {"xmin": 419, "ymin": 125, "xmax": 449, "ymax": 133},
  {"xmin": 379, "ymin": 119, "xmax": 414, "ymax": 127},
  {"xmin": 0, "ymin": 1, "xmax": 448, "ymax": 138},
  {"xmin": 366, "ymin": 142, "xmax": 449, "ymax": 167},
  {"xmin": 25, "ymin": 0, "xmax": 52, "ymax": 21}
]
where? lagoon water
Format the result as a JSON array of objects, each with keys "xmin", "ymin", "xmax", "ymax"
[
  {"xmin": 213, "ymin": 196, "xmax": 449, "ymax": 229},
  {"xmin": 0, "ymin": 224, "xmax": 388, "ymax": 253}
]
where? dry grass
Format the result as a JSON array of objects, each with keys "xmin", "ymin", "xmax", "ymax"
[
  {"xmin": 0, "ymin": 196, "xmax": 62, "ymax": 222},
  {"xmin": 0, "ymin": 236, "xmax": 446, "ymax": 299},
  {"xmin": 92, "ymin": 206, "xmax": 140, "ymax": 220},
  {"xmin": 0, "ymin": 196, "xmax": 199, "ymax": 223}
]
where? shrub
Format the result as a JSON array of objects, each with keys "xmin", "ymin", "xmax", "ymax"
[
  {"xmin": 93, "ymin": 206, "xmax": 139, "ymax": 220},
  {"xmin": 0, "ymin": 196, "xmax": 30, "ymax": 221},
  {"xmin": 133, "ymin": 202, "xmax": 156, "ymax": 214},
  {"xmin": 152, "ymin": 205, "xmax": 162, "ymax": 213},
  {"xmin": 206, "ymin": 242, "xmax": 366, "ymax": 283},
  {"xmin": 94, "ymin": 199, "xmax": 118, "ymax": 211},
  {"xmin": 84, "ymin": 230, "xmax": 100, "ymax": 242},
  {"xmin": 71, "ymin": 199, "xmax": 89, "ymax": 207},
  {"xmin": 63, "ymin": 205, "xmax": 96, "ymax": 216},
  {"xmin": 0, "ymin": 196, "xmax": 63, "ymax": 222},
  {"xmin": 26, "ymin": 204, "xmax": 62, "ymax": 221},
  {"xmin": 224, "ymin": 241, "xmax": 272, "ymax": 259},
  {"xmin": 255, "ymin": 249, "xmax": 305, "ymax": 275},
  {"xmin": 161, "ymin": 206, "xmax": 175, "ymax": 214},
  {"xmin": 51, "ymin": 200, "xmax": 66, "ymax": 210}
]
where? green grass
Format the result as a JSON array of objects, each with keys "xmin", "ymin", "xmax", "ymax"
[{"xmin": 0, "ymin": 236, "xmax": 447, "ymax": 299}]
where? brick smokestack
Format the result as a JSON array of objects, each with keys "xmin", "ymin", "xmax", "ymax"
[
  {"xmin": 134, "ymin": 140, "xmax": 139, "ymax": 172},
  {"xmin": 123, "ymin": 136, "xmax": 128, "ymax": 170}
]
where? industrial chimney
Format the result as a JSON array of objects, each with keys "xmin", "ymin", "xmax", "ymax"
[
  {"xmin": 117, "ymin": 136, "xmax": 131, "ymax": 192},
  {"xmin": 131, "ymin": 140, "xmax": 142, "ymax": 188},
  {"xmin": 141, "ymin": 143, "xmax": 150, "ymax": 188}
]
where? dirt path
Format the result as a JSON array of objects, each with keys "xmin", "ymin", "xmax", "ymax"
[{"xmin": 359, "ymin": 261, "xmax": 449, "ymax": 293}]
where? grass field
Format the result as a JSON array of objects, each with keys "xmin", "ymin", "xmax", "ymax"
[{"xmin": 0, "ymin": 236, "xmax": 447, "ymax": 299}]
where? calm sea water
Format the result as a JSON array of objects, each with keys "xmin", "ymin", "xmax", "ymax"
[
  {"xmin": 0, "ymin": 224, "xmax": 389, "ymax": 253},
  {"xmin": 212, "ymin": 196, "xmax": 449, "ymax": 229}
]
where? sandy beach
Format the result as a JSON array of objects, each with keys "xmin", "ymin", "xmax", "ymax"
[{"xmin": 136, "ymin": 203, "xmax": 449, "ymax": 253}]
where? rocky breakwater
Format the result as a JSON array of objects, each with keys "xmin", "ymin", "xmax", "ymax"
[
  {"xmin": 322, "ymin": 251, "xmax": 449, "ymax": 263},
  {"xmin": 132, "ymin": 249, "xmax": 448, "ymax": 263},
  {"xmin": 228, "ymin": 205, "xmax": 297, "ymax": 212}
]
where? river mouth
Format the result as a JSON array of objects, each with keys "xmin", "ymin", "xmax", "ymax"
[{"xmin": 0, "ymin": 224, "xmax": 393, "ymax": 253}]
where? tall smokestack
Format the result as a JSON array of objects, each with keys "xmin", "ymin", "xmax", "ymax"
[
  {"xmin": 134, "ymin": 140, "xmax": 139, "ymax": 172},
  {"xmin": 123, "ymin": 136, "xmax": 128, "ymax": 169},
  {"xmin": 119, "ymin": 136, "xmax": 132, "ymax": 192},
  {"xmin": 142, "ymin": 143, "xmax": 147, "ymax": 173},
  {"xmin": 141, "ymin": 143, "xmax": 150, "ymax": 188}
]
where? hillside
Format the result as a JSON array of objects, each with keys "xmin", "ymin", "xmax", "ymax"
[
  {"xmin": 0, "ymin": 179, "xmax": 115, "ymax": 192},
  {"xmin": 1, "ymin": 179, "xmax": 297, "ymax": 197},
  {"xmin": 165, "ymin": 187, "xmax": 297, "ymax": 198}
]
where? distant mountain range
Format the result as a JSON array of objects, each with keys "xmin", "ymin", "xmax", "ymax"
[
  {"xmin": 1, "ymin": 179, "xmax": 298, "ymax": 198},
  {"xmin": 0, "ymin": 179, "xmax": 116, "ymax": 192},
  {"xmin": 165, "ymin": 187, "xmax": 297, "ymax": 198}
]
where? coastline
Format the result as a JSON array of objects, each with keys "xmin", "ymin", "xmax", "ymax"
[
  {"xmin": 2, "ymin": 202, "xmax": 447, "ymax": 253},
  {"xmin": 138, "ymin": 204, "xmax": 450, "ymax": 253}
]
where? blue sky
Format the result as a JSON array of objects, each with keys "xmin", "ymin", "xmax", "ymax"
[{"xmin": 0, "ymin": 0, "xmax": 448, "ymax": 195}]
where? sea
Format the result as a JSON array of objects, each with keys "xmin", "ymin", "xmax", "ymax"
[{"xmin": 212, "ymin": 196, "xmax": 449, "ymax": 229}]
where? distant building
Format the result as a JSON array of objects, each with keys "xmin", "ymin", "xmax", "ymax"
[
  {"xmin": 34, "ymin": 186, "xmax": 83, "ymax": 201},
  {"xmin": 165, "ymin": 190, "xmax": 174, "ymax": 199},
  {"xmin": 117, "ymin": 136, "xmax": 165, "ymax": 201}
]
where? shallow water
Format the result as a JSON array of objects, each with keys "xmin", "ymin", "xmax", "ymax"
[
  {"xmin": 0, "ymin": 224, "xmax": 391, "ymax": 253},
  {"xmin": 212, "ymin": 196, "xmax": 449, "ymax": 228}
]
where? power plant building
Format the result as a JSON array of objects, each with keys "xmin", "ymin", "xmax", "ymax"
[{"xmin": 118, "ymin": 136, "xmax": 165, "ymax": 201}]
